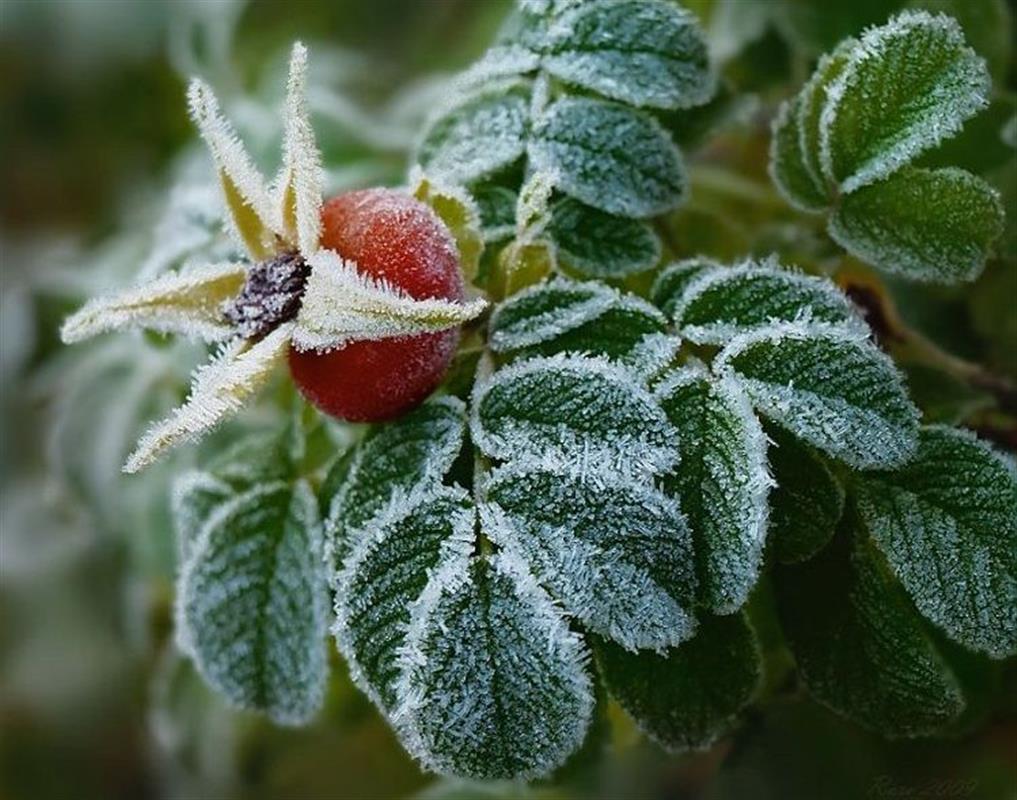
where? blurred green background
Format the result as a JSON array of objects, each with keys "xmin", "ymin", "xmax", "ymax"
[{"xmin": 1, "ymin": 1, "xmax": 1015, "ymax": 799}]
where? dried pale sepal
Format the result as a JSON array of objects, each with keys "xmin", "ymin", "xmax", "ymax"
[
  {"xmin": 124, "ymin": 323, "xmax": 294, "ymax": 473},
  {"xmin": 277, "ymin": 42, "xmax": 324, "ymax": 256},
  {"xmin": 291, "ymin": 249, "xmax": 487, "ymax": 353},
  {"xmin": 60, "ymin": 262, "xmax": 248, "ymax": 344},
  {"xmin": 187, "ymin": 79, "xmax": 281, "ymax": 259}
]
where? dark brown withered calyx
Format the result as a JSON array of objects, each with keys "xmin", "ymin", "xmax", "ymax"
[{"xmin": 222, "ymin": 251, "xmax": 311, "ymax": 340}]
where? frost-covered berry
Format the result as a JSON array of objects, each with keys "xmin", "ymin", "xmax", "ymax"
[{"xmin": 288, "ymin": 188, "xmax": 464, "ymax": 422}]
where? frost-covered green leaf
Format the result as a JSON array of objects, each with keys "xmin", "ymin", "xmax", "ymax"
[
  {"xmin": 829, "ymin": 167, "xmax": 1004, "ymax": 283},
  {"xmin": 484, "ymin": 465, "xmax": 697, "ymax": 651},
  {"xmin": 796, "ymin": 39, "xmax": 855, "ymax": 194},
  {"xmin": 548, "ymin": 198, "xmax": 661, "ymax": 278},
  {"xmin": 594, "ymin": 612, "xmax": 760, "ymax": 750},
  {"xmin": 172, "ymin": 471, "xmax": 233, "ymax": 563},
  {"xmin": 396, "ymin": 553, "xmax": 594, "ymax": 780},
  {"xmin": 670, "ymin": 261, "xmax": 864, "ymax": 344},
  {"xmin": 488, "ymin": 279, "xmax": 667, "ymax": 365},
  {"xmin": 854, "ymin": 426, "xmax": 1017, "ymax": 659},
  {"xmin": 819, "ymin": 11, "xmax": 991, "ymax": 193},
  {"xmin": 717, "ymin": 323, "xmax": 919, "ymax": 469},
  {"xmin": 472, "ymin": 354, "xmax": 679, "ymax": 476},
  {"xmin": 529, "ymin": 97, "xmax": 686, "ymax": 218},
  {"xmin": 334, "ymin": 487, "xmax": 475, "ymax": 710},
  {"xmin": 656, "ymin": 368, "xmax": 770, "ymax": 612},
  {"xmin": 776, "ymin": 525, "xmax": 965, "ymax": 737},
  {"xmin": 323, "ymin": 396, "xmax": 465, "ymax": 563},
  {"xmin": 472, "ymin": 184, "xmax": 518, "ymax": 244},
  {"xmin": 176, "ymin": 480, "xmax": 327, "ymax": 725},
  {"xmin": 766, "ymin": 425, "xmax": 844, "ymax": 564},
  {"xmin": 650, "ymin": 257, "xmax": 721, "ymax": 319},
  {"xmin": 539, "ymin": 0, "xmax": 714, "ymax": 111},
  {"xmin": 769, "ymin": 95, "xmax": 829, "ymax": 212},
  {"xmin": 416, "ymin": 81, "xmax": 531, "ymax": 185}
]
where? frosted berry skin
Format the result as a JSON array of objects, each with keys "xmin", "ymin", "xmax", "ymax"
[{"xmin": 288, "ymin": 188, "xmax": 464, "ymax": 422}]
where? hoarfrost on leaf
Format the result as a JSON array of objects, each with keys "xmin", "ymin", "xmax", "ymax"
[
  {"xmin": 818, "ymin": 11, "xmax": 991, "ymax": 193},
  {"xmin": 656, "ymin": 367, "xmax": 770, "ymax": 613},
  {"xmin": 716, "ymin": 322, "xmax": 919, "ymax": 469},
  {"xmin": 854, "ymin": 425, "xmax": 1017, "ymax": 659},
  {"xmin": 529, "ymin": 96, "xmax": 687, "ymax": 218},
  {"xmin": 765, "ymin": 425, "xmax": 844, "ymax": 565},
  {"xmin": 828, "ymin": 167, "xmax": 1004, "ymax": 283},
  {"xmin": 594, "ymin": 611, "xmax": 761, "ymax": 751},
  {"xmin": 488, "ymin": 279, "xmax": 667, "ymax": 366},
  {"xmin": 416, "ymin": 81, "xmax": 532, "ymax": 185},
  {"xmin": 483, "ymin": 464, "xmax": 697, "ymax": 652},
  {"xmin": 395, "ymin": 553, "xmax": 594, "ymax": 781},
  {"xmin": 472, "ymin": 353, "xmax": 679, "ymax": 478},
  {"xmin": 769, "ymin": 95, "xmax": 829, "ymax": 213},
  {"xmin": 322, "ymin": 396, "xmax": 466, "ymax": 564},
  {"xmin": 334, "ymin": 486, "xmax": 475, "ymax": 711},
  {"xmin": 176, "ymin": 480, "xmax": 328, "ymax": 725},
  {"xmin": 540, "ymin": 0, "xmax": 714, "ymax": 111},
  {"xmin": 669, "ymin": 260, "xmax": 866, "ymax": 344},
  {"xmin": 776, "ymin": 523, "xmax": 965, "ymax": 737},
  {"xmin": 547, "ymin": 198, "xmax": 662, "ymax": 278},
  {"xmin": 650, "ymin": 257, "xmax": 722, "ymax": 319}
]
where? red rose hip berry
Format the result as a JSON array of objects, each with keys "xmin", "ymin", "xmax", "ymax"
[{"xmin": 288, "ymin": 188, "xmax": 464, "ymax": 422}]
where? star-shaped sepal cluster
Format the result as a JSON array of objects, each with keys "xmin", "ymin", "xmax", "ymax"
[{"xmin": 61, "ymin": 43, "xmax": 485, "ymax": 473}]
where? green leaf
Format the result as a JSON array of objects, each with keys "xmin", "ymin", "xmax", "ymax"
[
  {"xmin": 172, "ymin": 471, "xmax": 233, "ymax": 563},
  {"xmin": 670, "ymin": 261, "xmax": 865, "ymax": 344},
  {"xmin": 594, "ymin": 612, "xmax": 761, "ymax": 751},
  {"xmin": 548, "ymin": 198, "xmax": 661, "ymax": 278},
  {"xmin": 775, "ymin": 522, "xmax": 965, "ymax": 737},
  {"xmin": 176, "ymin": 480, "xmax": 328, "ymax": 725},
  {"xmin": 322, "ymin": 397, "xmax": 466, "ymax": 563},
  {"xmin": 766, "ymin": 424, "xmax": 844, "ymax": 564},
  {"xmin": 397, "ymin": 553, "xmax": 594, "ymax": 780},
  {"xmin": 471, "ymin": 354, "xmax": 680, "ymax": 476},
  {"xmin": 854, "ymin": 425, "xmax": 1017, "ymax": 659},
  {"xmin": 334, "ymin": 487, "xmax": 475, "ymax": 711},
  {"xmin": 819, "ymin": 11, "xmax": 991, "ymax": 193},
  {"xmin": 769, "ymin": 95, "xmax": 829, "ymax": 212},
  {"xmin": 911, "ymin": 0, "xmax": 1013, "ymax": 82},
  {"xmin": 717, "ymin": 322, "xmax": 919, "ymax": 469},
  {"xmin": 650, "ymin": 257, "xmax": 721, "ymax": 319},
  {"xmin": 417, "ymin": 81, "xmax": 531, "ymax": 185},
  {"xmin": 796, "ymin": 39, "xmax": 855, "ymax": 193},
  {"xmin": 488, "ymin": 279, "xmax": 667, "ymax": 365},
  {"xmin": 540, "ymin": 0, "xmax": 714, "ymax": 111},
  {"xmin": 471, "ymin": 184, "xmax": 518, "ymax": 243},
  {"xmin": 656, "ymin": 368, "xmax": 770, "ymax": 612},
  {"xmin": 829, "ymin": 167, "xmax": 1004, "ymax": 283},
  {"xmin": 529, "ymin": 96, "xmax": 687, "ymax": 218},
  {"xmin": 484, "ymin": 465, "xmax": 697, "ymax": 651}
]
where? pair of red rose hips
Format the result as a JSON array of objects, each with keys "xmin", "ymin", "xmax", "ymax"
[{"xmin": 284, "ymin": 187, "xmax": 464, "ymax": 423}]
